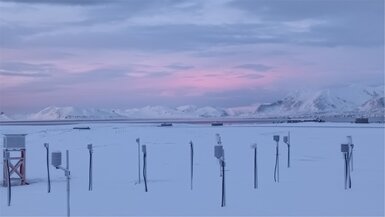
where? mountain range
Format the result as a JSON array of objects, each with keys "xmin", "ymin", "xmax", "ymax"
[
  {"xmin": 1, "ymin": 85, "xmax": 383, "ymax": 121},
  {"xmin": 255, "ymin": 85, "xmax": 384, "ymax": 117}
]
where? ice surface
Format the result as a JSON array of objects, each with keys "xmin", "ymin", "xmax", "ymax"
[{"xmin": 0, "ymin": 123, "xmax": 384, "ymax": 216}]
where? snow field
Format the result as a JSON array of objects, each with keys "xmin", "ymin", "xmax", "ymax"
[{"xmin": 0, "ymin": 123, "xmax": 384, "ymax": 216}]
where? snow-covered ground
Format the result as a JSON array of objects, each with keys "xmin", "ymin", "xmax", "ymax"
[{"xmin": 0, "ymin": 122, "xmax": 384, "ymax": 216}]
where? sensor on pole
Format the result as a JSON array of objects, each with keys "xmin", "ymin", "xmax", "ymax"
[
  {"xmin": 273, "ymin": 135, "xmax": 280, "ymax": 142},
  {"xmin": 283, "ymin": 132, "xmax": 291, "ymax": 168},
  {"xmin": 341, "ymin": 144, "xmax": 352, "ymax": 190},
  {"xmin": 51, "ymin": 150, "xmax": 71, "ymax": 217},
  {"xmin": 214, "ymin": 139, "xmax": 225, "ymax": 207},
  {"xmin": 216, "ymin": 133, "xmax": 222, "ymax": 145},
  {"xmin": 51, "ymin": 151, "xmax": 62, "ymax": 168},
  {"xmin": 3, "ymin": 134, "xmax": 28, "ymax": 186},
  {"xmin": 214, "ymin": 145, "xmax": 224, "ymax": 159}
]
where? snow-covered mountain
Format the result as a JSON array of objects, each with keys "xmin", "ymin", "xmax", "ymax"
[
  {"xmin": 114, "ymin": 106, "xmax": 177, "ymax": 118},
  {"xmin": 255, "ymin": 85, "xmax": 384, "ymax": 117},
  {"xmin": 175, "ymin": 105, "xmax": 228, "ymax": 117},
  {"xmin": 108, "ymin": 105, "xmax": 228, "ymax": 118},
  {"xmin": 24, "ymin": 105, "xmax": 229, "ymax": 120},
  {"xmin": 28, "ymin": 106, "xmax": 124, "ymax": 120},
  {"xmin": 0, "ymin": 112, "xmax": 12, "ymax": 121},
  {"xmin": 225, "ymin": 105, "xmax": 259, "ymax": 117},
  {"xmin": 2, "ymin": 85, "xmax": 384, "ymax": 121},
  {"xmin": 194, "ymin": 106, "xmax": 228, "ymax": 117},
  {"xmin": 358, "ymin": 96, "xmax": 384, "ymax": 115}
]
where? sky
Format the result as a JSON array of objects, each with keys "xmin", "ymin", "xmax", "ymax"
[{"xmin": 0, "ymin": 0, "xmax": 384, "ymax": 113}]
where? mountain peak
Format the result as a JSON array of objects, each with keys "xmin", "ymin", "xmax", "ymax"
[
  {"xmin": 2, "ymin": 85, "xmax": 384, "ymax": 121},
  {"xmin": 254, "ymin": 85, "xmax": 384, "ymax": 117}
]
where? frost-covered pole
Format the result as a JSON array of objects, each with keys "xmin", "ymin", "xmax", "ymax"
[
  {"xmin": 44, "ymin": 143, "xmax": 51, "ymax": 193},
  {"xmin": 66, "ymin": 150, "xmax": 70, "ymax": 217},
  {"xmin": 5, "ymin": 150, "xmax": 11, "ymax": 206},
  {"xmin": 190, "ymin": 140, "xmax": 194, "ymax": 190},
  {"xmin": 214, "ymin": 143, "xmax": 225, "ymax": 207},
  {"xmin": 350, "ymin": 144, "xmax": 354, "ymax": 171},
  {"xmin": 345, "ymin": 151, "xmax": 351, "ymax": 189},
  {"xmin": 344, "ymin": 152, "xmax": 348, "ymax": 189},
  {"xmin": 87, "ymin": 144, "xmax": 93, "ymax": 191},
  {"xmin": 252, "ymin": 144, "xmax": 258, "ymax": 189},
  {"xmin": 341, "ymin": 144, "xmax": 351, "ymax": 190},
  {"xmin": 51, "ymin": 150, "xmax": 71, "ymax": 217},
  {"xmin": 347, "ymin": 150, "xmax": 352, "ymax": 188},
  {"xmin": 136, "ymin": 138, "xmax": 141, "ymax": 184},
  {"xmin": 347, "ymin": 136, "xmax": 353, "ymax": 171},
  {"xmin": 284, "ymin": 133, "xmax": 291, "ymax": 168},
  {"xmin": 221, "ymin": 159, "xmax": 226, "ymax": 207},
  {"xmin": 216, "ymin": 134, "xmax": 223, "ymax": 177},
  {"xmin": 142, "ymin": 145, "xmax": 148, "ymax": 192},
  {"xmin": 288, "ymin": 132, "xmax": 291, "ymax": 168},
  {"xmin": 273, "ymin": 135, "xmax": 280, "ymax": 182}
]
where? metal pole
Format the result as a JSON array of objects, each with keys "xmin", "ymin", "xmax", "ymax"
[
  {"xmin": 143, "ymin": 148, "xmax": 148, "ymax": 192},
  {"xmin": 254, "ymin": 146, "xmax": 258, "ymax": 189},
  {"xmin": 347, "ymin": 151, "xmax": 352, "ymax": 189},
  {"xmin": 144, "ymin": 152, "xmax": 147, "ymax": 192},
  {"xmin": 274, "ymin": 146, "xmax": 277, "ymax": 182},
  {"xmin": 277, "ymin": 141, "xmax": 279, "ymax": 182},
  {"xmin": 350, "ymin": 144, "xmax": 354, "ymax": 171},
  {"xmin": 190, "ymin": 141, "xmax": 194, "ymax": 190},
  {"xmin": 5, "ymin": 151, "xmax": 11, "ymax": 206},
  {"xmin": 44, "ymin": 143, "xmax": 51, "ymax": 193},
  {"xmin": 221, "ymin": 160, "xmax": 225, "ymax": 207},
  {"xmin": 137, "ymin": 138, "xmax": 141, "ymax": 184},
  {"xmin": 288, "ymin": 132, "xmax": 291, "ymax": 168},
  {"xmin": 344, "ymin": 153, "xmax": 347, "ymax": 190},
  {"xmin": 89, "ymin": 146, "xmax": 93, "ymax": 191},
  {"xmin": 66, "ymin": 150, "xmax": 70, "ymax": 217},
  {"xmin": 287, "ymin": 144, "xmax": 290, "ymax": 168},
  {"xmin": 274, "ymin": 141, "xmax": 279, "ymax": 182}
]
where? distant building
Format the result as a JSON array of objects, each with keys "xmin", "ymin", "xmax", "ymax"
[
  {"xmin": 355, "ymin": 117, "xmax": 369, "ymax": 123},
  {"xmin": 160, "ymin": 123, "xmax": 173, "ymax": 127},
  {"xmin": 211, "ymin": 122, "xmax": 223, "ymax": 126}
]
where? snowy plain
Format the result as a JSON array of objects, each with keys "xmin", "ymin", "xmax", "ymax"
[{"xmin": 0, "ymin": 122, "xmax": 384, "ymax": 216}]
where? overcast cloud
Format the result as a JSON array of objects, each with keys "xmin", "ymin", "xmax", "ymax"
[{"xmin": 0, "ymin": 0, "xmax": 383, "ymax": 113}]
